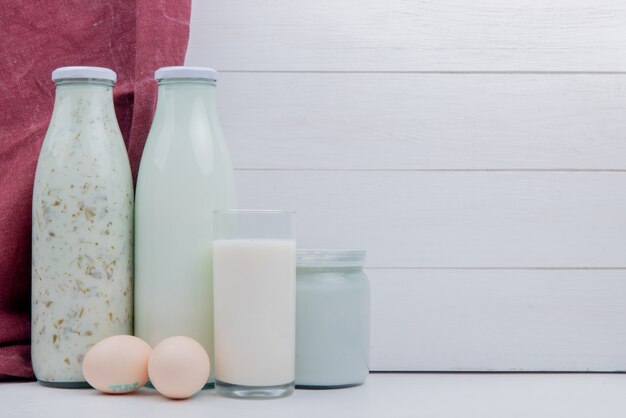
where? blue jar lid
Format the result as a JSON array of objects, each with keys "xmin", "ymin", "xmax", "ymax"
[{"xmin": 296, "ymin": 249, "xmax": 366, "ymax": 268}]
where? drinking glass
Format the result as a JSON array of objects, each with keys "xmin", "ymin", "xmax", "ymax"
[{"xmin": 213, "ymin": 210, "xmax": 296, "ymax": 399}]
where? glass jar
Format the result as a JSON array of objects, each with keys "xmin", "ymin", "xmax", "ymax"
[
  {"xmin": 31, "ymin": 66, "xmax": 133, "ymax": 387},
  {"xmin": 296, "ymin": 250, "xmax": 370, "ymax": 388},
  {"xmin": 134, "ymin": 67, "xmax": 236, "ymax": 388}
]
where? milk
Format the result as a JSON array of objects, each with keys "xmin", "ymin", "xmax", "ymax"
[
  {"xmin": 134, "ymin": 74, "xmax": 235, "ymax": 386},
  {"xmin": 213, "ymin": 239, "xmax": 296, "ymax": 387}
]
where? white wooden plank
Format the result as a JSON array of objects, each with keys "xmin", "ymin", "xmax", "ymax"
[
  {"xmin": 369, "ymin": 269, "xmax": 626, "ymax": 371},
  {"xmin": 235, "ymin": 170, "xmax": 626, "ymax": 268},
  {"xmin": 217, "ymin": 73, "xmax": 626, "ymax": 170},
  {"xmin": 187, "ymin": 0, "xmax": 626, "ymax": 71},
  {"xmin": 11, "ymin": 376, "xmax": 626, "ymax": 418}
]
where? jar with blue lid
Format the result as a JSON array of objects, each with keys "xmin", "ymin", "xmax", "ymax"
[{"xmin": 296, "ymin": 250, "xmax": 370, "ymax": 388}]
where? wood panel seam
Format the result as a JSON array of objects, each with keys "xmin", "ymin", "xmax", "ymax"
[
  {"xmin": 365, "ymin": 267, "xmax": 626, "ymax": 271},
  {"xmin": 217, "ymin": 70, "xmax": 626, "ymax": 75},
  {"xmin": 234, "ymin": 169, "xmax": 626, "ymax": 173}
]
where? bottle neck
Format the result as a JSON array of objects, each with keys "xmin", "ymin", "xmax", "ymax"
[
  {"xmin": 52, "ymin": 79, "xmax": 116, "ymax": 124},
  {"xmin": 153, "ymin": 78, "xmax": 217, "ymax": 123}
]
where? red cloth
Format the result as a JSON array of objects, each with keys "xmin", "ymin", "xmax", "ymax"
[{"xmin": 0, "ymin": 0, "xmax": 191, "ymax": 379}]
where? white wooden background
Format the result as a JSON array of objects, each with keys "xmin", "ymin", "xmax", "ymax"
[{"xmin": 185, "ymin": 0, "xmax": 626, "ymax": 371}]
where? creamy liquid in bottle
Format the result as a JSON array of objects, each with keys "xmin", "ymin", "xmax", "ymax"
[
  {"xmin": 134, "ymin": 67, "xmax": 235, "ymax": 386},
  {"xmin": 32, "ymin": 67, "xmax": 133, "ymax": 387}
]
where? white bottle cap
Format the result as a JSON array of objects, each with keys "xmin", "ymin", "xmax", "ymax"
[
  {"xmin": 154, "ymin": 66, "xmax": 218, "ymax": 81},
  {"xmin": 51, "ymin": 66, "xmax": 117, "ymax": 82}
]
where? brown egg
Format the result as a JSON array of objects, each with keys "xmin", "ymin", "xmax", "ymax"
[
  {"xmin": 82, "ymin": 335, "xmax": 152, "ymax": 394},
  {"xmin": 148, "ymin": 336, "xmax": 211, "ymax": 399}
]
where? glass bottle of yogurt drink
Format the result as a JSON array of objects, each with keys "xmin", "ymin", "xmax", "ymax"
[
  {"xmin": 31, "ymin": 66, "xmax": 133, "ymax": 387},
  {"xmin": 134, "ymin": 66, "xmax": 236, "ymax": 387}
]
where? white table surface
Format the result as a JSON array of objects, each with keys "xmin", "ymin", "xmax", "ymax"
[{"xmin": 3, "ymin": 373, "xmax": 626, "ymax": 418}]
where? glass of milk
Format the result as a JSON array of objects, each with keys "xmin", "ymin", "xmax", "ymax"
[{"xmin": 213, "ymin": 210, "xmax": 296, "ymax": 399}]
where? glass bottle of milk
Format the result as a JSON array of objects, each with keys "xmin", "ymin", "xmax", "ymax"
[
  {"xmin": 135, "ymin": 66, "xmax": 236, "ymax": 387},
  {"xmin": 31, "ymin": 67, "xmax": 134, "ymax": 388}
]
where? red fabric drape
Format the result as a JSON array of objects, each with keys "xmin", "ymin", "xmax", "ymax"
[{"xmin": 0, "ymin": 0, "xmax": 191, "ymax": 379}]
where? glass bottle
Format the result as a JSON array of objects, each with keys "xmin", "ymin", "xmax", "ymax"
[
  {"xmin": 134, "ymin": 66, "xmax": 236, "ymax": 388},
  {"xmin": 31, "ymin": 66, "xmax": 134, "ymax": 387}
]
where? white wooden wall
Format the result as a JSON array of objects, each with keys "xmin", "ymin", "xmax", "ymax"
[{"xmin": 185, "ymin": 0, "xmax": 626, "ymax": 371}]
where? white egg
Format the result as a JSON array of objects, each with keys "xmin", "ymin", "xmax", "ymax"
[
  {"xmin": 148, "ymin": 336, "xmax": 211, "ymax": 399},
  {"xmin": 82, "ymin": 335, "xmax": 152, "ymax": 394}
]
